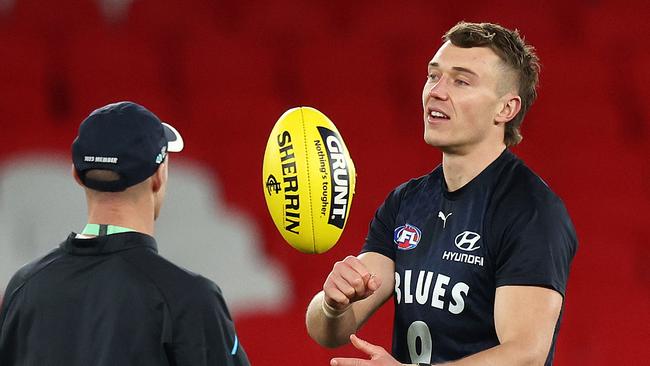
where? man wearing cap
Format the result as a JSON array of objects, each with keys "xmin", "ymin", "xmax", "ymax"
[{"xmin": 0, "ymin": 102, "xmax": 250, "ymax": 366}]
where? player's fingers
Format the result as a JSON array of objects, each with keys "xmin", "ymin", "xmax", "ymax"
[
  {"xmin": 354, "ymin": 273, "xmax": 381, "ymax": 300},
  {"xmin": 323, "ymin": 289, "xmax": 350, "ymax": 308},
  {"xmin": 324, "ymin": 274, "xmax": 354, "ymax": 306},
  {"xmin": 330, "ymin": 358, "xmax": 369, "ymax": 366},
  {"xmin": 349, "ymin": 334, "xmax": 384, "ymax": 357},
  {"xmin": 342, "ymin": 256, "xmax": 370, "ymax": 278},
  {"xmin": 326, "ymin": 257, "xmax": 374, "ymax": 304},
  {"xmin": 338, "ymin": 266, "xmax": 369, "ymax": 298}
]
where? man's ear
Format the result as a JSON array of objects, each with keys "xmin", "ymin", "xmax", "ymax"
[
  {"xmin": 71, "ymin": 165, "xmax": 84, "ymax": 187},
  {"xmin": 151, "ymin": 163, "xmax": 166, "ymax": 193},
  {"xmin": 495, "ymin": 94, "xmax": 522, "ymax": 124}
]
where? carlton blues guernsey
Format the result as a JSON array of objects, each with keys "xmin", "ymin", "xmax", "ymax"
[
  {"xmin": 0, "ymin": 231, "xmax": 250, "ymax": 366},
  {"xmin": 361, "ymin": 149, "xmax": 577, "ymax": 365}
]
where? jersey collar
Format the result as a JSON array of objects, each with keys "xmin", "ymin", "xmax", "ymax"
[{"xmin": 442, "ymin": 148, "xmax": 514, "ymax": 200}]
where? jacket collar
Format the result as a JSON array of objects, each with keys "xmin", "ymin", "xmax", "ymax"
[{"xmin": 60, "ymin": 231, "xmax": 158, "ymax": 256}]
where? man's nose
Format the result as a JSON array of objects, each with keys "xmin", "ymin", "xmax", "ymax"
[{"xmin": 428, "ymin": 77, "xmax": 449, "ymax": 100}]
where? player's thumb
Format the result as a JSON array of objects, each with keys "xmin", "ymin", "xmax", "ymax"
[{"xmin": 366, "ymin": 273, "xmax": 381, "ymax": 292}]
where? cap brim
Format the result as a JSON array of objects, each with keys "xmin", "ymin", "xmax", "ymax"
[{"xmin": 162, "ymin": 122, "xmax": 184, "ymax": 152}]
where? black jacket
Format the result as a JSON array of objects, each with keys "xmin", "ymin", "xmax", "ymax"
[{"xmin": 0, "ymin": 231, "xmax": 250, "ymax": 366}]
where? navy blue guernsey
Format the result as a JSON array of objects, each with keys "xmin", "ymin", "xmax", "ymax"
[{"xmin": 361, "ymin": 149, "xmax": 577, "ymax": 365}]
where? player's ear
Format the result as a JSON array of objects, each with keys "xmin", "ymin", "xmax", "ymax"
[
  {"xmin": 495, "ymin": 94, "xmax": 521, "ymax": 124},
  {"xmin": 151, "ymin": 162, "xmax": 167, "ymax": 193},
  {"xmin": 71, "ymin": 165, "xmax": 84, "ymax": 187}
]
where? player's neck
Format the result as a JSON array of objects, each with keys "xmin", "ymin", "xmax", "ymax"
[
  {"xmin": 85, "ymin": 200, "xmax": 155, "ymax": 236},
  {"xmin": 442, "ymin": 142, "xmax": 506, "ymax": 192}
]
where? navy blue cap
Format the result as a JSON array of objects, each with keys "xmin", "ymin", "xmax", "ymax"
[{"xmin": 72, "ymin": 101, "xmax": 184, "ymax": 192}]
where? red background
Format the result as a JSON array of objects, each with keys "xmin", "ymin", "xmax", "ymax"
[{"xmin": 1, "ymin": 1, "xmax": 649, "ymax": 364}]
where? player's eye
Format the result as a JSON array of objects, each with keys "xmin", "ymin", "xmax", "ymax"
[
  {"xmin": 427, "ymin": 74, "xmax": 439, "ymax": 82},
  {"xmin": 455, "ymin": 79, "xmax": 469, "ymax": 86}
]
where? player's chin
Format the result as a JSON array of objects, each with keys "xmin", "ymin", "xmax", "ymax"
[{"xmin": 423, "ymin": 130, "xmax": 447, "ymax": 148}]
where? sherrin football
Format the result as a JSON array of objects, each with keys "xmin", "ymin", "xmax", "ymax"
[{"xmin": 263, "ymin": 107, "xmax": 356, "ymax": 254}]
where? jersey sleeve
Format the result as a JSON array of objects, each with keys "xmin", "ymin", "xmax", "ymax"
[
  {"xmin": 167, "ymin": 279, "xmax": 250, "ymax": 366},
  {"xmin": 360, "ymin": 184, "xmax": 405, "ymax": 260},
  {"xmin": 492, "ymin": 195, "xmax": 577, "ymax": 296}
]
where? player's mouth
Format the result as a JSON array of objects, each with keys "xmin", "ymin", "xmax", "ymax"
[{"xmin": 426, "ymin": 108, "xmax": 450, "ymax": 123}]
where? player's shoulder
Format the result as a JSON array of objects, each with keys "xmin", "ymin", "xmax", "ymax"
[
  {"xmin": 494, "ymin": 152, "xmax": 569, "ymax": 215},
  {"xmin": 123, "ymin": 247, "xmax": 223, "ymax": 304},
  {"xmin": 393, "ymin": 165, "xmax": 443, "ymax": 198},
  {"xmin": 2, "ymin": 246, "xmax": 65, "ymax": 302},
  {"xmin": 376, "ymin": 168, "xmax": 443, "ymax": 215}
]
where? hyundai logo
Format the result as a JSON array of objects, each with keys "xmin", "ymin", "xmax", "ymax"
[{"xmin": 454, "ymin": 231, "xmax": 481, "ymax": 251}]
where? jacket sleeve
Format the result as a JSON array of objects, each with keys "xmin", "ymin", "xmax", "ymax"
[{"xmin": 166, "ymin": 278, "xmax": 250, "ymax": 366}]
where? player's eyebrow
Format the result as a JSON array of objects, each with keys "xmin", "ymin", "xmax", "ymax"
[{"xmin": 428, "ymin": 62, "xmax": 479, "ymax": 77}]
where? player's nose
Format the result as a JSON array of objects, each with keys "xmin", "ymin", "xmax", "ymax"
[{"xmin": 428, "ymin": 77, "xmax": 449, "ymax": 100}]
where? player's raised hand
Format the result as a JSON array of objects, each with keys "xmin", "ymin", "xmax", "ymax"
[
  {"xmin": 323, "ymin": 256, "xmax": 382, "ymax": 312},
  {"xmin": 330, "ymin": 334, "xmax": 404, "ymax": 366}
]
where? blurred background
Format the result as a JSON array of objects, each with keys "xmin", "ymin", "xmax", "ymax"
[{"xmin": 1, "ymin": 0, "xmax": 649, "ymax": 364}]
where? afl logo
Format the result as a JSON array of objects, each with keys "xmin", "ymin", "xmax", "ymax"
[
  {"xmin": 394, "ymin": 224, "xmax": 422, "ymax": 250},
  {"xmin": 454, "ymin": 231, "xmax": 481, "ymax": 251}
]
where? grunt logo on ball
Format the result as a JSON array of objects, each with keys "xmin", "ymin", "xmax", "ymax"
[
  {"xmin": 317, "ymin": 127, "xmax": 349, "ymax": 229},
  {"xmin": 277, "ymin": 130, "xmax": 300, "ymax": 234}
]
